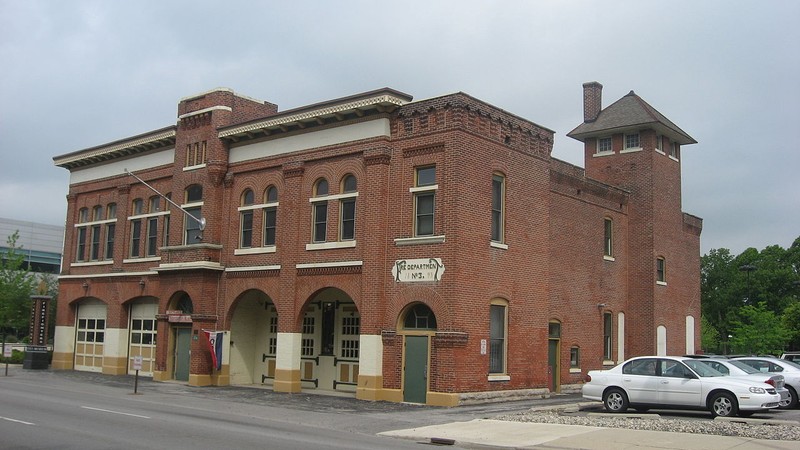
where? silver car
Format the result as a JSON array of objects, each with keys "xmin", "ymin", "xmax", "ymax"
[
  {"xmin": 582, "ymin": 356, "xmax": 781, "ymax": 417},
  {"xmin": 686, "ymin": 359, "xmax": 790, "ymax": 407},
  {"xmin": 734, "ymin": 356, "xmax": 800, "ymax": 409}
]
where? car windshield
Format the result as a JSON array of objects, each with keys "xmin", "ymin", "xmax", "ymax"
[
  {"xmin": 727, "ymin": 360, "xmax": 759, "ymax": 374},
  {"xmin": 683, "ymin": 359, "xmax": 725, "ymax": 377},
  {"xmin": 781, "ymin": 359, "xmax": 800, "ymax": 370}
]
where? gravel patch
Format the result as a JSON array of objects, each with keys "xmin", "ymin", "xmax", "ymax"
[{"xmin": 495, "ymin": 408, "xmax": 800, "ymax": 441}]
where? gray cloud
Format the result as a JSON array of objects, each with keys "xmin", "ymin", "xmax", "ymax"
[{"xmin": 1, "ymin": 0, "xmax": 797, "ymax": 254}]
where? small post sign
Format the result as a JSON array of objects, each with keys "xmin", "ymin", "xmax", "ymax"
[
  {"xmin": 3, "ymin": 345, "xmax": 10, "ymax": 376},
  {"xmin": 132, "ymin": 356, "xmax": 143, "ymax": 394}
]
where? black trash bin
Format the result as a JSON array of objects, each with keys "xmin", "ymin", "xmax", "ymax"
[{"xmin": 23, "ymin": 346, "xmax": 49, "ymax": 370}]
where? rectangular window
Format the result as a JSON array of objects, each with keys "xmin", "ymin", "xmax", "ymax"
[
  {"xmin": 90, "ymin": 224, "xmax": 101, "ymax": 261},
  {"xmin": 264, "ymin": 207, "xmax": 276, "ymax": 246},
  {"xmin": 146, "ymin": 217, "xmax": 158, "ymax": 256},
  {"xmin": 313, "ymin": 203, "xmax": 327, "ymax": 243},
  {"xmin": 162, "ymin": 215, "xmax": 170, "ymax": 247},
  {"xmin": 340, "ymin": 198, "xmax": 355, "ymax": 240},
  {"xmin": 655, "ymin": 135, "xmax": 663, "ymax": 152},
  {"xmin": 657, "ymin": 257, "xmax": 666, "ymax": 283},
  {"xmin": 604, "ymin": 218, "xmax": 613, "ymax": 257},
  {"xmin": 603, "ymin": 312, "xmax": 613, "ymax": 361},
  {"xmin": 76, "ymin": 227, "xmax": 87, "ymax": 262},
  {"xmin": 491, "ymin": 174, "xmax": 504, "ymax": 242},
  {"xmin": 240, "ymin": 210, "xmax": 253, "ymax": 248},
  {"xmin": 105, "ymin": 223, "xmax": 115, "ymax": 259},
  {"xmin": 414, "ymin": 166, "xmax": 436, "ymax": 237},
  {"xmin": 597, "ymin": 137, "xmax": 612, "ymax": 153},
  {"xmin": 624, "ymin": 133, "xmax": 640, "ymax": 149},
  {"xmin": 489, "ymin": 304, "xmax": 506, "ymax": 374},
  {"xmin": 669, "ymin": 142, "xmax": 678, "ymax": 159},
  {"xmin": 130, "ymin": 220, "xmax": 142, "ymax": 257},
  {"xmin": 570, "ymin": 347, "xmax": 580, "ymax": 369}
]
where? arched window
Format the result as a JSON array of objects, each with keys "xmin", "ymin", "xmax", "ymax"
[
  {"xmin": 264, "ymin": 186, "xmax": 278, "ymax": 246},
  {"xmin": 312, "ymin": 178, "xmax": 328, "ymax": 242},
  {"xmin": 490, "ymin": 299, "xmax": 508, "ymax": 374},
  {"xmin": 340, "ymin": 175, "xmax": 357, "ymax": 241},
  {"xmin": 402, "ymin": 303, "xmax": 437, "ymax": 330},
  {"xmin": 491, "ymin": 173, "xmax": 505, "ymax": 243},
  {"xmin": 240, "ymin": 189, "xmax": 254, "ymax": 248}
]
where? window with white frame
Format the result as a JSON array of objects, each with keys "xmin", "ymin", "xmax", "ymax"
[
  {"xmin": 89, "ymin": 205, "xmax": 102, "ymax": 261},
  {"xmin": 413, "ymin": 166, "xmax": 436, "ymax": 236},
  {"xmin": 76, "ymin": 207, "xmax": 89, "ymax": 262},
  {"xmin": 312, "ymin": 179, "xmax": 328, "ymax": 243},
  {"xmin": 624, "ymin": 133, "xmax": 640, "ymax": 149},
  {"xmin": 105, "ymin": 203, "xmax": 116, "ymax": 260},
  {"xmin": 491, "ymin": 174, "xmax": 505, "ymax": 243},
  {"xmin": 263, "ymin": 186, "xmax": 278, "ymax": 246},
  {"xmin": 183, "ymin": 185, "xmax": 203, "ymax": 244},
  {"xmin": 240, "ymin": 189, "xmax": 254, "ymax": 248},
  {"xmin": 340, "ymin": 175, "xmax": 357, "ymax": 241},
  {"xmin": 145, "ymin": 196, "xmax": 160, "ymax": 257},
  {"xmin": 669, "ymin": 141, "xmax": 679, "ymax": 159},
  {"xmin": 604, "ymin": 218, "xmax": 613, "ymax": 258},
  {"xmin": 603, "ymin": 312, "xmax": 613, "ymax": 361},
  {"xmin": 656, "ymin": 257, "xmax": 666, "ymax": 283},
  {"xmin": 570, "ymin": 346, "xmax": 580, "ymax": 369},
  {"xmin": 655, "ymin": 135, "xmax": 663, "ymax": 152},
  {"xmin": 130, "ymin": 199, "xmax": 144, "ymax": 257},
  {"xmin": 597, "ymin": 137, "xmax": 612, "ymax": 154},
  {"xmin": 489, "ymin": 300, "xmax": 508, "ymax": 374}
]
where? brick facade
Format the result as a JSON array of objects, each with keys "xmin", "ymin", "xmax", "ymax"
[{"xmin": 52, "ymin": 85, "xmax": 701, "ymax": 405}]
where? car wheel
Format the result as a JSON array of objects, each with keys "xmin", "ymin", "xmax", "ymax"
[
  {"xmin": 709, "ymin": 392, "xmax": 738, "ymax": 417},
  {"xmin": 780, "ymin": 386, "xmax": 798, "ymax": 409},
  {"xmin": 603, "ymin": 388, "xmax": 629, "ymax": 413}
]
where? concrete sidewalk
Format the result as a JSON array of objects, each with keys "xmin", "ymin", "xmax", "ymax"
[{"xmin": 380, "ymin": 419, "xmax": 799, "ymax": 449}]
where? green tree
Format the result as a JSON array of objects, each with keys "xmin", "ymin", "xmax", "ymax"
[
  {"xmin": 700, "ymin": 314, "xmax": 720, "ymax": 354},
  {"xmin": 729, "ymin": 302, "xmax": 790, "ymax": 355},
  {"xmin": 0, "ymin": 231, "xmax": 37, "ymax": 342}
]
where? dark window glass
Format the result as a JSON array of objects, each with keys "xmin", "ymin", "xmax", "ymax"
[
  {"xmin": 341, "ymin": 199, "xmax": 355, "ymax": 240},
  {"xmin": 147, "ymin": 217, "xmax": 158, "ymax": 256},
  {"xmin": 264, "ymin": 208, "xmax": 277, "ymax": 246},
  {"xmin": 130, "ymin": 220, "xmax": 141, "ymax": 257},
  {"xmin": 415, "ymin": 193, "xmax": 434, "ymax": 236},
  {"xmin": 491, "ymin": 175, "xmax": 504, "ymax": 242},
  {"xmin": 313, "ymin": 203, "xmax": 327, "ymax": 242},
  {"xmin": 489, "ymin": 304, "xmax": 505, "ymax": 373}
]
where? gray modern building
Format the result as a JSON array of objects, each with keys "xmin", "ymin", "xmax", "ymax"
[{"xmin": 0, "ymin": 217, "xmax": 64, "ymax": 274}]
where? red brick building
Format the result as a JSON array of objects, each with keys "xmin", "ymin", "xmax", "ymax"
[{"xmin": 52, "ymin": 82, "xmax": 701, "ymax": 405}]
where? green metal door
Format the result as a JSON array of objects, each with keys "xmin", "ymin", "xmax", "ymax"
[
  {"xmin": 548, "ymin": 338, "xmax": 560, "ymax": 393},
  {"xmin": 403, "ymin": 335, "xmax": 428, "ymax": 403},
  {"xmin": 175, "ymin": 327, "xmax": 191, "ymax": 381}
]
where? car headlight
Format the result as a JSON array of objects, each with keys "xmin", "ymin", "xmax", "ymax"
[{"xmin": 749, "ymin": 386, "xmax": 766, "ymax": 394}]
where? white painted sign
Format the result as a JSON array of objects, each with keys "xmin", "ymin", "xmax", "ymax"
[
  {"xmin": 480, "ymin": 339, "xmax": 487, "ymax": 355},
  {"xmin": 392, "ymin": 258, "xmax": 445, "ymax": 282},
  {"xmin": 3, "ymin": 345, "xmax": 11, "ymax": 358},
  {"xmin": 132, "ymin": 356, "xmax": 143, "ymax": 371}
]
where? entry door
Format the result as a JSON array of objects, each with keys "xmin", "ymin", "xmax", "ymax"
[
  {"xmin": 174, "ymin": 327, "xmax": 191, "ymax": 382},
  {"xmin": 548, "ymin": 339, "xmax": 560, "ymax": 393},
  {"xmin": 403, "ymin": 336, "xmax": 428, "ymax": 403}
]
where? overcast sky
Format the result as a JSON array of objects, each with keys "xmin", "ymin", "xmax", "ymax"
[{"xmin": 1, "ymin": 0, "xmax": 797, "ymax": 256}]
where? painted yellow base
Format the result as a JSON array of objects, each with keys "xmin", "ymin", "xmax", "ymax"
[
  {"xmin": 152, "ymin": 370, "xmax": 168, "ymax": 381},
  {"xmin": 356, "ymin": 374, "xmax": 385, "ymax": 401},
  {"xmin": 212, "ymin": 365, "xmax": 230, "ymax": 386},
  {"xmin": 102, "ymin": 356, "xmax": 127, "ymax": 375},
  {"xmin": 189, "ymin": 374, "xmax": 212, "ymax": 386},
  {"xmin": 51, "ymin": 352, "xmax": 74, "ymax": 370},
  {"xmin": 273, "ymin": 368, "xmax": 301, "ymax": 393},
  {"xmin": 379, "ymin": 388, "xmax": 403, "ymax": 403},
  {"xmin": 426, "ymin": 391, "xmax": 459, "ymax": 407}
]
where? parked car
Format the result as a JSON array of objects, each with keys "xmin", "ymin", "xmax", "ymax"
[
  {"xmin": 582, "ymin": 356, "xmax": 781, "ymax": 417},
  {"xmin": 781, "ymin": 352, "xmax": 800, "ymax": 363},
  {"xmin": 733, "ymin": 356, "xmax": 800, "ymax": 409},
  {"xmin": 686, "ymin": 358, "xmax": 791, "ymax": 407}
]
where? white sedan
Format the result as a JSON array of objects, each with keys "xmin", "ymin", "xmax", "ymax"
[
  {"xmin": 686, "ymin": 358, "xmax": 791, "ymax": 407},
  {"xmin": 733, "ymin": 356, "xmax": 800, "ymax": 409},
  {"xmin": 582, "ymin": 356, "xmax": 781, "ymax": 417}
]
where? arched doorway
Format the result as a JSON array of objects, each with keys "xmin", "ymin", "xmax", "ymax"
[
  {"xmin": 299, "ymin": 288, "xmax": 360, "ymax": 393},
  {"xmin": 167, "ymin": 292, "xmax": 193, "ymax": 381},
  {"xmin": 229, "ymin": 289, "xmax": 276, "ymax": 386},
  {"xmin": 400, "ymin": 303, "xmax": 437, "ymax": 403}
]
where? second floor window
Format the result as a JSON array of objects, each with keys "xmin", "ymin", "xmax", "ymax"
[
  {"xmin": 184, "ymin": 185, "xmax": 203, "ymax": 244},
  {"xmin": 413, "ymin": 166, "xmax": 436, "ymax": 236},
  {"xmin": 240, "ymin": 189, "xmax": 254, "ymax": 248},
  {"xmin": 604, "ymin": 218, "xmax": 613, "ymax": 258},
  {"xmin": 624, "ymin": 133, "xmax": 640, "ymax": 149},
  {"xmin": 130, "ymin": 198, "xmax": 144, "ymax": 258},
  {"xmin": 340, "ymin": 175, "xmax": 357, "ymax": 241},
  {"xmin": 491, "ymin": 174, "xmax": 505, "ymax": 243},
  {"xmin": 264, "ymin": 186, "xmax": 278, "ymax": 246},
  {"xmin": 312, "ymin": 179, "xmax": 328, "ymax": 243},
  {"xmin": 597, "ymin": 137, "xmax": 612, "ymax": 153},
  {"xmin": 657, "ymin": 257, "xmax": 666, "ymax": 283}
]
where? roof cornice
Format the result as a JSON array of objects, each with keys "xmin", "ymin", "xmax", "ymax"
[{"xmin": 54, "ymin": 126, "xmax": 177, "ymax": 170}]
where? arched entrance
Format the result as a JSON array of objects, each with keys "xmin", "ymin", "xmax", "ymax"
[
  {"xmin": 228, "ymin": 289, "xmax": 276, "ymax": 386},
  {"xmin": 400, "ymin": 303, "xmax": 437, "ymax": 403},
  {"xmin": 167, "ymin": 292, "xmax": 193, "ymax": 381},
  {"xmin": 127, "ymin": 297, "xmax": 158, "ymax": 376},
  {"xmin": 299, "ymin": 288, "xmax": 360, "ymax": 393}
]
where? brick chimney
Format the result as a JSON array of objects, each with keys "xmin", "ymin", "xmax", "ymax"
[{"xmin": 582, "ymin": 81, "xmax": 603, "ymax": 123}]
